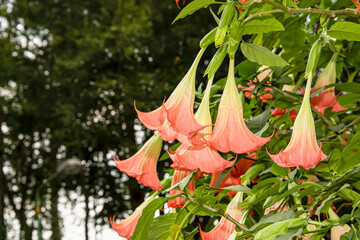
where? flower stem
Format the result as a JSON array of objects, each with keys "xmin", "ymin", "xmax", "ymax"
[
  {"xmin": 174, "ymin": 205, "xmax": 199, "ymax": 240},
  {"xmin": 259, "ymin": 0, "xmax": 360, "ymax": 18}
]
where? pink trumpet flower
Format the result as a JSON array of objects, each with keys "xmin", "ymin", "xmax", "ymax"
[
  {"xmin": 110, "ymin": 193, "xmax": 157, "ymax": 239},
  {"xmin": 200, "ymin": 192, "xmax": 244, "ymax": 240},
  {"xmin": 268, "ymin": 73, "xmax": 327, "ymax": 169},
  {"xmin": 329, "ymin": 208, "xmax": 350, "ymax": 240},
  {"xmin": 135, "ymin": 48, "xmax": 206, "ymax": 144},
  {"xmin": 168, "ymin": 169, "xmax": 196, "ymax": 208},
  {"xmin": 114, "ymin": 134, "xmax": 163, "ymax": 190},
  {"xmin": 210, "ymin": 59, "xmax": 271, "ymax": 154},
  {"xmin": 311, "ymin": 54, "xmax": 347, "ymax": 114},
  {"xmin": 170, "ymin": 78, "xmax": 235, "ymax": 174}
]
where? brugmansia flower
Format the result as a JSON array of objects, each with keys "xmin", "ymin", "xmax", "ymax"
[
  {"xmin": 268, "ymin": 74, "xmax": 327, "ymax": 169},
  {"xmin": 114, "ymin": 134, "xmax": 163, "ymax": 190},
  {"xmin": 168, "ymin": 169, "xmax": 195, "ymax": 208},
  {"xmin": 170, "ymin": 78, "xmax": 235, "ymax": 174},
  {"xmin": 200, "ymin": 192, "xmax": 243, "ymax": 240},
  {"xmin": 135, "ymin": 49, "xmax": 205, "ymax": 143},
  {"xmin": 329, "ymin": 208, "xmax": 350, "ymax": 240},
  {"xmin": 210, "ymin": 59, "xmax": 271, "ymax": 154},
  {"xmin": 209, "ymin": 156, "xmax": 255, "ymax": 196},
  {"xmin": 311, "ymin": 54, "xmax": 347, "ymax": 114},
  {"xmin": 110, "ymin": 193, "xmax": 157, "ymax": 239}
]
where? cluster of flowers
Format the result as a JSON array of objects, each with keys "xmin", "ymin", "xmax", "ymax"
[{"xmin": 110, "ymin": 46, "xmax": 347, "ymax": 239}]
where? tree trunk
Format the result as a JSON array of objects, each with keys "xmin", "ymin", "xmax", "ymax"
[
  {"xmin": 0, "ymin": 157, "xmax": 6, "ymax": 240},
  {"xmin": 50, "ymin": 179, "xmax": 61, "ymax": 240}
]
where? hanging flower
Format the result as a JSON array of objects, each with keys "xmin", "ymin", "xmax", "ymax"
[
  {"xmin": 209, "ymin": 155, "xmax": 255, "ymax": 196},
  {"xmin": 135, "ymin": 49, "xmax": 206, "ymax": 144},
  {"xmin": 170, "ymin": 78, "xmax": 235, "ymax": 174},
  {"xmin": 271, "ymin": 85, "xmax": 297, "ymax": 121},
  {"xmin": 114, "ymin": 134, "xmax": 163, "ymax": 190},
  {"xmin": 240, "ymin": 66, "xmax": 273, "ymax": 103},
  {"xmin": 268, "ymin": 74, "xmax": 327, "ymax": 169},
  {"xmin": 110, "ymin": 193, "xmax": 157, "ymax": 239},
  {"xmin": 311, "ymin": 54, "xmax": 347, "ymax": 114},
  {"xmin": 200, "ymin": 192, "xmax": 244, "ymax": 240},
  {"xmin": 168, "ymin": 169, "xmax": 196, "ymax": 208},
  {"xmin": 210, "ymin": 59, "xmax": 271, "ymax": 154}
]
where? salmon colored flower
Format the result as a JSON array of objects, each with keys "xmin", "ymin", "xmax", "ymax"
[
  {"xmin": 241, "ymin": 66, "xmax": 273, "ymax": 103},
  {"xmin": 135, "ymin": 49, "xmax": 206, "ymax": 144},
  {"xmin": 311, "ymin": 54, "xmax": 347, "ymax": 114},
  {"xmin": 200, "ymin": 192, "xmax": 244, "ymax": 240},
  {"xmin": 271, "ymin": 85, "xmax": 297, "ymax": 121},
  {"xmin": 170, "ymin": 78, "xmax": 235, "ymax": 174},
  {"xmin": 268, "ymin": 74, "xmax": 327, "ymax": 169},
  {"xmin": 110, "ymin": 193, "xmax": 157, "ymax": 239},
  {"xmin": 168, "ymin": 169, "xmax": 196, "ymax": 208},
  {"xmin": 114, "ymin": 134, "xmax": 163, "ymax": 190},
  {"xmin": 209, "ymin": 155, "xmax": 255, "ymax": 196},
  {"xmin": 210, "ymin": 59, "xmax": 271, "ymax": 154},
  {"xmin": 329, "ymin": 208, "xmax": 350, "ymax": 240}
]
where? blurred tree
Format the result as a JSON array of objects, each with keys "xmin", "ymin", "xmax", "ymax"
[{"xmin": 0, "ymin": 0, "xmax": 215, "ymax": 239}]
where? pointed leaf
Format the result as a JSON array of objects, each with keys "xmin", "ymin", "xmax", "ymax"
[
  {"xmin": 328, "ymin": 22, "xmax": 360, "ymax": 42},
  {"xmin": 240, "ymin": 43, "xmax": 288, "ymax": 66},
  {"xmin": 173, "ymin": 0, "xmax": 217, "ymax": 24},
  {"xmin": 244, "ymin": 16, "xmax": 285, "ymax": 34}
]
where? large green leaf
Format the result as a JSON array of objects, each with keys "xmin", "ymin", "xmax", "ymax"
[
  {"xmin": 173, "ymin": 0, "xmax": 217, "ymax": 23},
  {"xmin": 328, "ymin": 22, "xmax": 360, "ymax": 42},
  {"xmin": 244, "ymin": 16, "xmax": 285, "ymax": 34},
  {"xmin": 131, "ymin": 197, "xmax": 167, "ymax": 240},
  {"xmin": 148, "ymin": 214, "xmax": 177, "ymax": 240},
  {"xmin": 240, "ymin": 43, "xmax": 289, "ymax": 66},
  {"xmin": 254, "ymin": 218, "xmax": 307, "ymax": 240}
]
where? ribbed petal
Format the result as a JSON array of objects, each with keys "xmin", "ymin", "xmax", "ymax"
[
  {"xmin": 110, "ymin": 194, "xmax": 157, "ymax": 239},
  {"xmin": 114, "ymin": 134, "xmax": 163, "ymax": 190},
  {"xmin": 269, "ymin": 74, "xmax": 327, "ymax": 169},
  {"xmin": 168, "ymin": 169, "xmax": 195, "ymax": 208},
  {"xmin": 210, "ymin": 59, "xmax": 271, "ymax": 154},
  {"xmin": 311, "ymin": 53, "xmax": 347, "ymax": 114},
  {"xmin": 135, "ymin": 49, "xmax": 206, "ymax": 143},
  {"xmin": 165, "ymin": 49, "xmax": 206, "ymax": 135},
  {"xmin": 170, "ymin": 144, "xmax": 234, "ymax": 174},
  {"xmin": 200, "ymin": 192, "xmax": 243, "ymax": 240}
]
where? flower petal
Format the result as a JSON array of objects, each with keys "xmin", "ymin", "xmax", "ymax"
[{"xmin": 114, "ymin": 134, "xmax": 163, "ymax": 190}]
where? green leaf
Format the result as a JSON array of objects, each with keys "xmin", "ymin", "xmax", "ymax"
[
  {"xmin": 240, "ymin": 43, "xmax": 289, "ymax": 66},
  {"xmin": 245, "ymin": 107, "xmax": 271, "ymax": 134},
  {"xmin": 254, "ymin": 218, "xmax": 307, "ymax": 240},
  {"xmin": 271, "ymin": 163, "xmax": 288, "ymax": 177},
  {"xmin": 328, "ymin": 22, "xmax": 360, "ymax": 42},
  {"xmin": 173, "ymin": 0, "xmax": 217, "ymax": 24},
  {"xmin": 244, "ymin": 16, "xmax": 285, "ymax": 34},
  {"xmin": 132, "ymin": 197, "xmax": 167, "ymax": 240},
  {"xmin": 337, "ymin": 93, "xmax": 360, "ymax": 108},
  {"xmin": 334, "ymin": 82, "xmax": 360, "ymax": 93},
  {"xmin": 149, "ymin": 214, "xmax": 177, "ymax": 240}
]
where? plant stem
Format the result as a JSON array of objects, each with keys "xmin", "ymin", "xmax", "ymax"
[
  {"xmin": 174, "ymin": 206, "xmax": 199, "ymax": 240},
  {"xmin": 187, "ymin": 197, "xmax": 249, "ymax": 231},
  {"xmin": 320, "ymin": 116, "xmax": 360, "ymax": 142},
  {"xmin": 259, "ymin": 0, "xmax": 360, "ymax": 17}
]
